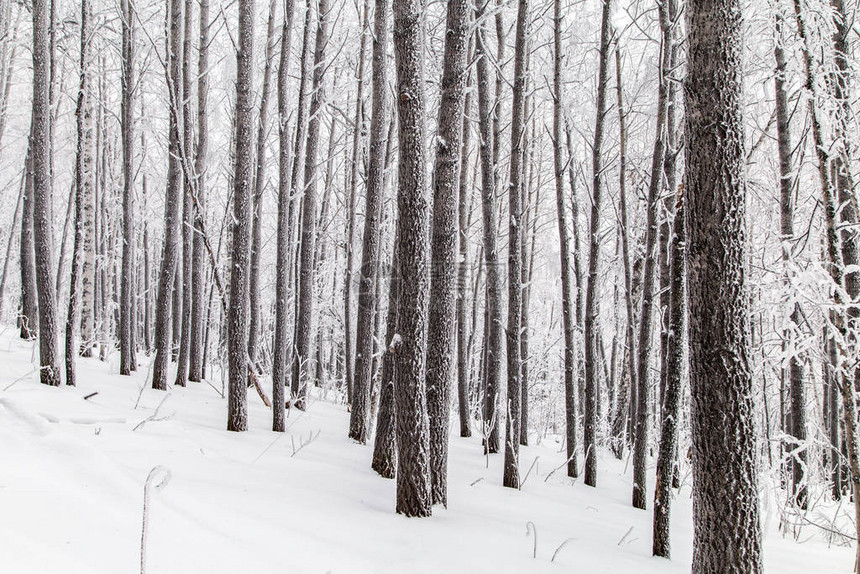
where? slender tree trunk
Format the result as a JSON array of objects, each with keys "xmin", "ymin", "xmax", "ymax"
[
  {"xmin": 66, "ymin": 0, "xmax": 94, "ymax": 387},
  {"xmin": 772, "ymin": 9, "xmax": 807, "ymax": 509},
  {"xmin": 456, "ymin": 44, "xmax": 474, "ymax": 439},
  {"xmin": 583, "ymin": 0, "xmax": 613, "ymax": 487},
  {"xmin": 30, "ymin": 0, "xmax": 60, "ymax": 386},
  {"xmin": 392, "ymin": 0, "xmax": 432, "ymax": 517},
  {"xmin": 474, "ymin": 0, "xmax": 501, "ymax": 454},
  {"xmin": 349, "ymin": 0, "xmax": 390, "ymax": 443},
  {"xmin": 344, "ymin": 1, "xmax": 370, "ymax": 408},
  {"xmin": 174, "ymin": 0, "xmax": 196, "ymax": 386},
  {"xmin": 153, "ymin": 0, "xmax": 185, "ymax": 390},
  {"xmin": 227, "ymin": 0, "xmax": 255, "ymax": 430},
  {"xmin": 55, "ymin": 181, "xmax": 75, "ymax": 307},
  {"xmin": 188, "ymin": 0, "xmax": 210, "ymax": 382},
  {"xmin": 294, "ymin": 0, "xmax": 329, "ymax": 410},
  {"xmin": 373, "ymin": 235, "xmax": 399, "ymax": 478},
  {"xmin": 652, "ymin": 187, "xmax": 685, "ymax": 558},
  {"xmin": 273, "ymin": 0, "xmax": 296, "ymax": 432},
  {"xmin": 632, "ymin": 0, "xmax": 671, "ymax": 508},
  {"xmin": 553, "ymin": 0, "xmax": 577, "ymax": 477},
  {"xmin": 120, "ymin": 0, "xmax": 136, "ymax": 375},
  {"xmin": 686, "ymin": 0, "xmax": 763, "ymax": 566},
  {"xmin": 0, "ymin": 174, "xmax": 24, "ymax": 320},
  {"xmin": 19, "ymin": 143, "xmax": 37, "ymax": 340},
  {"xmin": 247, "ymin": 0, "xmax": 278, "ymax": 373},
  {"xmin": 612, "ymin": 46, "xmax": 638, "ymax": 460}
]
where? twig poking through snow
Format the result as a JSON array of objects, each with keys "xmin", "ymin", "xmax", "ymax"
[
  {"xmin": 520, "ymin": 456, "xmax": 539, "ymax": 489},
  {"xmin": 526, "ymin": 521, "xmax": 537, "ymax": 558},
  {"xmin": 83, "ymin": 392, "xmax": 98, "ymax": 400},
  {"xmin": 290, "ymin": 429, "xmax": 321, "ymax": 457},
  {"xmin": 133, "ymin": 395, "xmax": 171, "ymax": 432},
  {"xmin": 617, "ymin": 526, "xmax": 634, "ymax": 546},
  {"xmin": 140, "ymin": 466, "xmax": 171, "ymax": 574},
  {"xmin": 551, "ymin": 538, "xmax": 577, "ymax": 562}
]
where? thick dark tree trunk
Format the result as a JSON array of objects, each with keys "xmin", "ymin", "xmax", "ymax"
[
  {"xmin": 30, "ymin": 0, "xmax": 60, "ymax": 386},
  {"xmin": 391, "ymin": 0, "xmax": 433, "ymax": 517},
  {"xmin": 425, "ymin": 0, "xmax": 469, "ymax": 505},
  {"xmin": 153, "ymin": 0, "xmax": 184, "ymax": 390},
  {"xmin": 349, "ymin": 0, "xmax": 390, "ymax": 443},
  {"xmin": 686, "ymin": 0, "xmax": 763, "ymax": 567},
  {"xmin": 227, "ymin": 0, "xmax": 255, "ymax": 430},
  {"xmin": 502, "ymin": 0, "xmax": 529, "ymax": 490}
]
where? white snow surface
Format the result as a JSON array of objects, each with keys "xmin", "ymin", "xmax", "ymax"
[{"xmin": 0, "ymin": 330, "xmax": 851, "ymax": 573}]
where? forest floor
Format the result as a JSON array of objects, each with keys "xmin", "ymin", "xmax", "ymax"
[{"xmin": 0, "ymin": 327, "xmax": 852, "ymax": 573}]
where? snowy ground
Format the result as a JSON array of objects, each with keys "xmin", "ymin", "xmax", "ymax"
[{"xmin": 0, "ymin": 328, "xmax": 852, "ymax": 573}]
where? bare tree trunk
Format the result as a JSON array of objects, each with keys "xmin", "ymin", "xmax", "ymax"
[
  {"xmin": 611, "ymin": 46, "xmax": 638, "ymax": 460},
  {"xmin": 19, "ymin": 143, "xmax": 37, "ymax": 340},
  {"xmin": 456, "ymin": 43, "xmax": 474, "ymax": 439},
  {"xmin": 474, "ymin": 0, "xmax": 501, "ymax": 454},
  {"xmin": 344, "ymin": 1, "xmax": 370, "ymax": 408},
  {"xmin": 273, "ymin": 0, "xmax": 297, "ymax": 432},
  {"xmin": 30, "ymin": 0, "xmax": 60, "ymax": 386},
  {"xmin": 553, "ymin": 0, "xmax": 577, "ymax": 477},
  {"xmin": 373, "ymin": 234, "xmax": 399, "ymax": 478},
  {"xmin": 226, "ymin": 0, "xmax": 256, "ymax": 430},
  {"xmin": 0, "ymin": 175, "xmax": 24, "ymax": 320},
  {"xmin": 188, "ymin": 0, "xmax": 210, "ymax": 382},
  {"xmin": 632, "ymin": 0, "xmax": 671, "ymax": 508},
  {"xmin": 789, "ymin": 0, "xmax": 860, "ymax": 551},
  {"xmin": 119, "ymin": 0, "xmax": 136, "ymax": 376},
  {"xmin": 349, "ymin": 0, "xmax": 390, "ymax": 443},
  {"xmin": 424, "ymin": 0, "xmax": 469, "ymax": 505},
  {"xmin": 248, "ymin": 0, "xmax": 278, "ymax": 373},
  {"xmin": 583, "ymin": 0, "xmax": 613, "ymax": 487},
  {"xmin": 502, "ymin": 0, "xmax": 528, "ymax": 490},
  {"xmin": 392, "ymin": 0, "xmax": 432, "ymax": 517},
  {"xmin": 174, "ymin": 0, "xmax": 196, "ymax": 386},
  {"xmin": 55, "ymin": 182, "xmax": 75, "ymax": 307},
  {"xmin": 153, "ymin": 0, "xmax": 184, "ymax": 390},
  {"xmin": 294, "ymin": 0, "xmax": 329, "ymax": 410},
  {"xmin": 652, "ymin": 187, "xmax": 685, "ymax": 558},
  {"xmin": 66, "ymin": 0, "xmax": 94, "ymax": 387},
  {"xmin": 772, "ymin": 8, "xmax": 807, "ymax": 509},
  {"xmin": 686, "ymin": 0, "xmax": 763, "ymax": 566}
]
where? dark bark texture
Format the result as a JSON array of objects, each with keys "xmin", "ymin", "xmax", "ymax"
[
  {"xmin": 392, "ymin": 0, "xmax": 432, "ymax": 517},
  {"xmin": 686, "ymin": 0, "xmax": 763, "ymax": 567}
]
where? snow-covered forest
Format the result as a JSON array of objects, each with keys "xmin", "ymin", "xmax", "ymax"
[{"xmin": 0, "ymin": 0, "xmax": 857, "ymax": 571}]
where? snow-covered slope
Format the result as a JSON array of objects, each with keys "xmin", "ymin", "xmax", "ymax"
[{"xmin": 0, "ymin": 329, "xmax": 851, "ymax": 573}]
